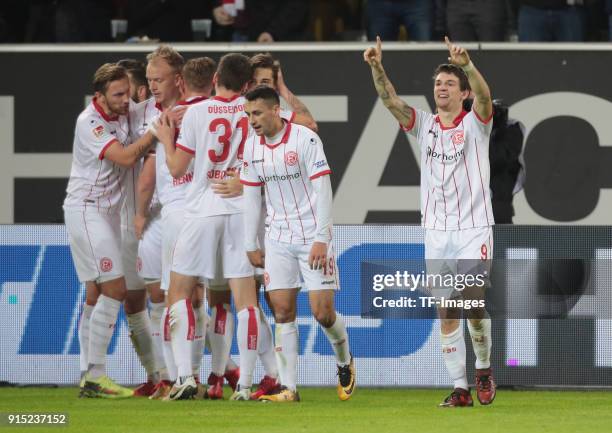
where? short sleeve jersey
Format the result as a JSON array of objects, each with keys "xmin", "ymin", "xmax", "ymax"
[
  {"xmin": 176, "ymin": 95, "xmax": 249, "ymax": 217},
  {"xmin": 121, "ymin": 97, "xmax": 160, "ymax": 230},
  {"xmin": 404, "ymin": 108, "xmax": 494, "ymax": 231},
  {"xmin": 155, "ymin": 96, "xmax": 207, "ymax": 215},
  {"xmin": 63, "ymin": 98, "xmax": 130, "ymax": 213},
  {"xmin": 240, "ymin": 122, "xmax": 331, "ymax": 244}
]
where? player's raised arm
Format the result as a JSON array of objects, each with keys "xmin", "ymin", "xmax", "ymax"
[
  {"xmin": 276, "ymin": 65, "xmax": 318, "ymax": 132},
  {"xmin": 363, "ymin": 36, "xmax": 414, "ymax": 128},
  {"xmin": 444, "ymin": 36, "xmax": 492, "ymax": 121},
  {"xmin": 154, "ymin": 112, "xmax": 192, "ymax": 178}
]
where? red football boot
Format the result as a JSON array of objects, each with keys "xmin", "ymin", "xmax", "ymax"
[
  {"xmin": 438, "ymin": 388, "xmax": 474, "ymax": 407},
  {"xmin": 475, "ymin": 368, "xmax": 496, "ymax": 405}
]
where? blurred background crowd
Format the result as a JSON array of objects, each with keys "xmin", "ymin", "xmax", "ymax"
[{"xmin": 2, "ymin": 0, "xmax": 612, "ymax": 44}]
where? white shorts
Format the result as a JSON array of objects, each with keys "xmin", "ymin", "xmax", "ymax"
[
  {"xmin": 172, "ymin": 213, "xmax": 254, "ymax": 281},
  {"xmin": 121, "ymin": 227, "xmax": 145, "ymax": 291},
  {"xmin": 64, "ymin": 210, "xmax": 123, "ymax": 283},
  {"xmin": 263, "ymin": 237, "xmax": 339, "ymax": 292},
  {"xmin": 425, "ymin": 226, "xmax": 493, "ymax": 298},
  {"xmin": 138, "ymin": 212, "xmax": 162, "ymax": 282}
]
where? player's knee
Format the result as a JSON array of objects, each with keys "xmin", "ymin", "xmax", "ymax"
[
  {"xmin": 273, "ymin": 306, "xmax": 296, "ymax": 323},
  {"xmin": 312, "ymin": 308, "xmax": 335, "ymax": 328},
  {"xmin": 440, "ymin": 318, "xmax": 461, "ymax": 335}
]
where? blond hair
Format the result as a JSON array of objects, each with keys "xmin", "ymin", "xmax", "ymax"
[
  {"xmin": 146, "ymin": 45, "xmax": 185, "ymax": 73},
  {"xmin": 183, "ymin": 57, "xmax": 217, "ymax": 92}
]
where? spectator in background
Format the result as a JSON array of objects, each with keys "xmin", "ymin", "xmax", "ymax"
[
  {"xmin": 212, "ymin": 0, "xmax": 309, "ymax": 42},
  {"xmin": 55, "ymin": 0, "xmax": 113, "ymax": 42},
  {"xmin": 366, "ymin": 0, "xmax": 433, "ymax": 41},
  {"xmin": 444, "ymin": 0, "xmax": 507, "ymax": 41},
  {"xmin": 126, "ymin": 0, "xmax": 213, "ymax": 42},
  {"xmin": 517, "ymin": 0, "xmax": 586, "ymax": 41}
]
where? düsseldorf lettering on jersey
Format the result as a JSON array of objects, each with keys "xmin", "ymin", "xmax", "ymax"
[{"xmin": 176, "ymin": 95, "xmax": 248, "ymax": 217}]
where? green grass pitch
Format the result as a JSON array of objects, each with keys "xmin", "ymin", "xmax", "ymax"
[{"xmin": 1, "ymin": 387, "xmax": 612, "ymax": 433}]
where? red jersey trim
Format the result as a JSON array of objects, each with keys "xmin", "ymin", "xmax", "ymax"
[
  {"xmin": 98, "ymin": 139, "xmax": 118, "ymax": 160},
  {"xmin": 289, "ymin": 111, "xmax": 296, "ymax": 123},
  {"xmin": 177, "ymin": 96, "xmax": 208, "ymax": 106},
  {"xmin": 213, "ymin": 94, "xmax": 240, "ymax": 103},
  {"xmin": 399, "ymin": 107, "xmax": 417, "ymax": 132},
  {"xmin": 435, "ymin": 110, "xmax": 468, "ymax": 130},
  {"xmin": 176, "ymin": 143, "xmax": 195, "ymax": 155},
  {"xmin": 240, "ymin": 179, "xmax": 263, "ymax": 186},
  {"xmin": 473, "ymin": 107, "xmax": 494, "ymax": 124},
  {"xmin": 310, "ymin": 169, "xmax": 331, "ymax": 180},
  {"xmin": 260, "ymin": 122, "xmax": 292, "ymax": 149},
  {"xmin": 92, "ymin": 97, "xmax": 119, "ymax": 122},
  {"xmin": 154, "ymin": 101, "xmax": 163, "ymax": 111}
]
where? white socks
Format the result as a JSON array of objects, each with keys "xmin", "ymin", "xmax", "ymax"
[
  {"xmin": 87, "ymin": 295, "xmax": 120, "ymax": 378},
  {"xmin": 169, "ymin": 299, "xmax": 195, "ymax": 378},
  {"xmin": 467, "ymin": 318, "xmax": 492, "ymax": 369},
  {"xmin": 161, "ymin": 307, "xmax": 177, "ymax": 381},
  {"xmin": 236, "ymin": 306, "xmax": 260, "ymax": 389},
  {"xmin": 208, "ymin": 303, "xmax": 234, "ymax": 376},
  {"xmin": 258, "ymin": 308, "xmax": 278, "ymax": 378},
  {"xmin": 321, "ymin": 314, "xmax": 351, "ymax": 366},
  {"xmin": 127, "ymin": 310, "xmax": 158, "ymax": 380},
  {"xmin": 192, "ymin": 304, "xmax": 207, "ymax": 377},
  {"xmin": 149, "ymin": 301, "xmax": 168, "ymax": 380},
  {"xmin": 274, "ymin": 321, "xmax": 298, "ymax": 392},
  {"xmin": 78, "ymin": 303, "xmax": 94, "ymax": 374},
  {"xmin": 440, "ymin": 322, "xmax": 468, "ymax": 391}
]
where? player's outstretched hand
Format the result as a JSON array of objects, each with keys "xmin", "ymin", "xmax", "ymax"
[
  {"xmin": 167, "ymin": 105, "xmax": 187, "ymax": 128},
  {"xmin": 444, "ymin": 36, "xmax": 470, "ymax": 68},
  {"xmin": 211, "ymin": 169, "xmax": 243, "ymax": 198},
  {"xmin": 247, "ymin": 249, "xmax": 265, "ymax": 268},
  {"xmin": 309, "ymin": 241, "xmax": 328, "ymax": 272},
  {"xmin": 363, "ymin": 36, "xmax": 382, "ymax": 67},
  {"xmin": 155, "ymin": 113, "xmax": 175, "ymax": 144}
]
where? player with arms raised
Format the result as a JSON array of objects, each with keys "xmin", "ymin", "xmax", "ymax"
[{"xmin": 364, "ymin": 36, "xmax": 496, "ymax": 407}]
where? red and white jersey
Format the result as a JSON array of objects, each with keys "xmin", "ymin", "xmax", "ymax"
[
  {"xmin": 240, "ymin": 122, "xmax": 331, "ymax": 244},
  {"xmin": 177, "ymin": 95, "xmax": 248, "ymax": 217},
  {"xmin": 122, "ymin": 97, "xmax": 161, "ymax": 230},
  {"xmin": 63, "ymin": 98, "xmax": 130, "ymax": 213},
  {"xmin": 155, "ymin": 96, "xmax": 207, "ymax": 216},
  {"xmin": 404, "ymin": 108, "xmax": 494, "ymax": 231}
]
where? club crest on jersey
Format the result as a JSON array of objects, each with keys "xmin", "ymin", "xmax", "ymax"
[
  {"xmin": 451, "ymin": 131, "xmax": 464, "ymax": 145},
  {"xmin": 285, "ymin": 151, "xmax": 298, "ymax": 166},
  {"xmin": 100, "ymin": 257, "xmax": 113, "ymax": 272},
  {"xmin": 92, "ymin": 125, "xmax": 105, "ymax": 138}
]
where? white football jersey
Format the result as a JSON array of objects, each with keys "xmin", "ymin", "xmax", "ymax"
[
  {"xmin": 63, "ymin": 98, "xmax": 130, "ymax": 213},
  {"xmin": 241, "ymin": 122, "xmax": 331, "ymax": 245},
  {"xmin": 155, "ymin": 96, "xmax": 207, "ymax": 216},
  {"xmin": 404, "ymin": 108, "xmax": 494, "ymax": 231},
  {"xmin": 177, "ymin": 95, "xmax": 248, "ymax": 217}
]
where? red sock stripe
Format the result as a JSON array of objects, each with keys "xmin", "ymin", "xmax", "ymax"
[
  {"xmin": 247, "ymin": 306, "xmax": 258, "ymax": 350},
  {"xmin": 214, "ymin": 303, "xmax": 227, "ymax": 335},
  {"xmin": 163, "ymin": 310, "xmax": 171, "ymax": 342},
  {"xmin": 186, "ymin": 299, "xmax": 196, "ymax": 341}
]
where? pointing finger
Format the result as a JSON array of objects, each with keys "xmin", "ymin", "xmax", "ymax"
[
  {"xmin": 444, "ymin": 35, "xmax": 452, "ymax": 50},
  {"xmin": 376, "ymin": 35, "xmax": 382, "ymax": 53}
]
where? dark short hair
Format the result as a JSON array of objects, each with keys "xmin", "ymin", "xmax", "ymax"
[
  {"xmin": 250, "ymin": 53, "xmax": 279, "ymax": 85},
  {"xmin": 217, "ymin": 53, "xmax": 252, "ymax": 92},
  {"xmin": 117, "ymin": 58, "xmax": 147, "ymax": 89},
  {"xmin": 183, "ymin": 57, "xmax": 216, "ymax": 91},
  {"xmin": 432, "ymin": 64, "xmax": 471, "ymax": 92},
  {"xmin": 93, "ymin": 63, "xmax": 128, "ymax": 94},
  {"xmin": 245, "ymin": 85, "xmax": 281, "ymax": 107}
]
